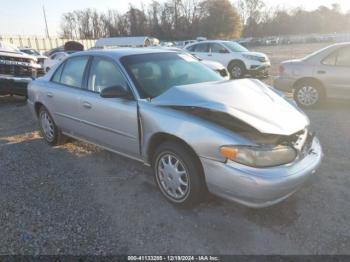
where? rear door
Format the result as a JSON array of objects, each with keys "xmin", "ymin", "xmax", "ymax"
[
  {"xmin": 45, "ymin": 55, "xmax": 89, "ymax": 136},
  {"xmin": 317, "ymin": 46, "xmax": 350, "ymax": 98},
  {"xmin": 77, "ymin": 56, "xmax": 140, "ymax": 158}
]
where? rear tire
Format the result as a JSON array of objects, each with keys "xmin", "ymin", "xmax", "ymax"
[
  {"xmin": 294, "ymin": 80, "xmax": 324, "ymax": 108},
  {"xmin": 152, "ymin": 141, "xmax": 207, "ymax": 208},
  {"xmin": 38, "ymin": 106, "xmax": 66, "ymax": 146}
]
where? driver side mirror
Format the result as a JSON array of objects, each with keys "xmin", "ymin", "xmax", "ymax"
[
  {"xmin": 219, "ymin": 49, "xmax": 228, "ymax": 54},
  {"xmin": 100, "ymin": 85, "xmax": 130, "ymax": 99}
]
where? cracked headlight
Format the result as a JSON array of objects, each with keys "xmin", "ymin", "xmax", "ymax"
[{"xmin": 220, "ymin": 145, "xmax": 297, "ymax": 167}]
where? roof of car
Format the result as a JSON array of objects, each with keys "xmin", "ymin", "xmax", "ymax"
[
  {"xmin": 184, "ymin": 40, "xmax": 232, "ymax": 48},
  {"xmin": 73, "ymin": 47, "xmax": 175, "ymax": 59}
]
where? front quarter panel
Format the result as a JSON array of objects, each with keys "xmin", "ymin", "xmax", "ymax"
[{"xmin": 139, "ymin": 100, "xmax": 253, "ymax": 164}]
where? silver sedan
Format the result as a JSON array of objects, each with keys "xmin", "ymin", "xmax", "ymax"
[
  {"xmin": 274, "ymin": 42, "xmax": 350, "ymax": 108},
  {"xmin": 27, "ymin": 49, "xmax": 322, "ymax": 208}
]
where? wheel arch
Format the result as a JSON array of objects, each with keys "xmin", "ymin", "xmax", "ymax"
[
  {"xmin": 228, "ymin": 59, "xmax": 246, "ymax": 70},
  {"xmin": 293, "ymin": 77, "xmax": 326, "ymax": 97},
  {"xmin": 34, "ymin": 102, "xmax": 45, "ymax": 118},
  {"xmin": 146, "ymin": 132, "xmax": 206, "ymax": 181}
]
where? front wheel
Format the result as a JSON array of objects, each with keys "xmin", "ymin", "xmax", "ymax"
[
  {"xmin": 228, "ymin": 61, "xmax": 246, "ymax": 79},
  {"xmin": 153, "ymin": 141, "xmax": 207, "ymax": 208}
]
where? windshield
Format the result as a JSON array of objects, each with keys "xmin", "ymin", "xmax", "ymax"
[
  {"xmin": 121, "ymin": 52, "xmax": 222, "ymax": 98},
  {"xmin": 222, "ymin": 42, "xmax": 248, "ymax": 52},
  {"xmin": 21, "ymin": 49, "xmax": 40, "ymax": 56}
]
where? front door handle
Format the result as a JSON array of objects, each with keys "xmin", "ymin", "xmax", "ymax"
[
  {"xmin": 82, "ymin": 101, "xmax": 92, "ymax": 109},
  {"xmin": 46, "ymin": 92, "xmax": 53, "ymax": 98},
  {"xmin": 317, "ymin": 70, "xmax": 326, "ymax": 74}
]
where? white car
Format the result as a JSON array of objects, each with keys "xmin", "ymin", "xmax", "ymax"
[
  {"xmin": 184, "ymin": 40, "xmax": 271, "ymax": 79},
  {"xmin": 152, "ymin": 46, "xmax": 229, "ymax": 80},
  {"xmin": 43, "ymin": 52, "xmax": 70, "ymax": 73}
]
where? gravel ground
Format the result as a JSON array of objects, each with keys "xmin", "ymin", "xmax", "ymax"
[{"xmin": 0, "ymin": 43, "xmax": 350, "ymax": 255}]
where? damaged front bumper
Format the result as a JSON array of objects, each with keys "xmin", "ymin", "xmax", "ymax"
[
  {"xmin": 0, "ymin": 75, "xmax": 33, "ymax": 96},
  {"xmin": 201, "ymin": 136, "xmax": 322, "ymax": 208}
]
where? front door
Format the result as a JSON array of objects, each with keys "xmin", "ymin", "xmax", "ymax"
[{"xmin": 78, "ymin": 56, "xmax": 140, "ymax": 158}]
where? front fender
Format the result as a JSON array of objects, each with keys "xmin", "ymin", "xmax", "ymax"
[{"xmin": 138, "ymin": 101, "xmax": 253, "ymax": 164}]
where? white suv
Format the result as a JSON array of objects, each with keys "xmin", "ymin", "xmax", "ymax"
[{"xmin": 184, "ymin": 40, "xmax": 270, "ymax": 79}]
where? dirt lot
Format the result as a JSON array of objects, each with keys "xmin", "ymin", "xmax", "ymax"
[{"xmin": 1, "ymin": 43, "xmax": 350, "ymax": 255}]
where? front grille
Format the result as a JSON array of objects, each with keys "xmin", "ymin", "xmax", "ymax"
[
  {"xmin": 0, "ymin": 55, "xmax": 36, "ymax": 78},
  {"xmin": 0, "ymin": 64, "xmax": 35, "ymax": 78},
  {"xmin": 0, "ymin": 55, "xmax": 31, "ymax": 63}
]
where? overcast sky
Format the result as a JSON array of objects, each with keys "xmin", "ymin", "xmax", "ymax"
[{"xmin": 0, "ymin": 0, "xmax": 349, "ymax": 36}]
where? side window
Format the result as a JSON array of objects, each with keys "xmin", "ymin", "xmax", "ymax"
[
  {"xmin": 194, "ymin": 43, "xmax": 208, "ymax": 53},
  {"xmin": 210, "ymin": 43, "xmax": 228, "ymax": 53},
  {"xmin": 51, "ymin": 63, "xmax": 64, "ymax": 83},
  {"xmin": 322, "ymin": 51, "xmax": 337, "ymax": 66},
  {"xmin": 60, "ymin": 56, "xmax": 89, "ymax": 88},
  {"xmin": 88, "ymin": 57, "xmax": 128, "ymax": 93},
  {"xmin": 336, "ymin": 47, "xmax": 350, "ymax": 67}
]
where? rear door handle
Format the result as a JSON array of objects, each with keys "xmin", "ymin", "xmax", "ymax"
[
  {"xmin": 46, "ymin": 92, "xmax": 53, "ymax": 98},
  {"xmin": 82, "ymin": 101, "xmax": 92, "ymax": 109},
  {"xmin": 317, "ymin": 70, "xmax": 326, "ymax": 74}
]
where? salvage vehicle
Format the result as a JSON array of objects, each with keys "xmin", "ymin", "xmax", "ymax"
[
  {"xmin": 274, "ymin": 42, "xmax": 350, "ymax": 108},
  {"xmin": 0, "ymin": 42, "xmax": 40, "ymax": 96},
  {"xmin": 184, "ymin": 40, "xmax": 270, "ymax": 79},
  {"xmin": 27, "ymin": 49, "xmax": 322, "ymax": 208},
  {"xmin": 20, "ymin": 48, "xmax": 47, "ymax": 75}
]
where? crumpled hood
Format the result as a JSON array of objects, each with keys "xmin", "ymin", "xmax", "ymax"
[{"xmin": 151, "ymin": 79, "xmax": 309, "ymax": 136}]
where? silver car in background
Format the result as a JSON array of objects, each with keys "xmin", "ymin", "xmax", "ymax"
[
  {"xmin": 274, "ymin": 42, "xmax": 350, "ymax": 107},
  {"xmin": 27, "ymin": 49, "xmax": 322, "ymax": 208}
]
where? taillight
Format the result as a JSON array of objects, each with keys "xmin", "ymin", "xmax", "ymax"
[{"xmin": 279, "ymin": 65, "xmax": 285, "ymax": 75}]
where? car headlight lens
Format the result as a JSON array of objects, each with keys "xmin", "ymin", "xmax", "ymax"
[
  {"xmin": 242, "ymin": 54, "xmax": 262, "ymax": 61},
  {"xmin": 220, "ymin": 145, "xmax": 297, "ymax": 167}
]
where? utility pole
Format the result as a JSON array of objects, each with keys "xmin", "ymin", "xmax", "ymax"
[{"xmin": 43, "ymin": 5, "xmax": 50, "ymax": 38}]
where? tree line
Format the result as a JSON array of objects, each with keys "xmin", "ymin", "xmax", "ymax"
[{"xmin": 59, "ymin": 0, "xmax": 350, "ymax": 40}]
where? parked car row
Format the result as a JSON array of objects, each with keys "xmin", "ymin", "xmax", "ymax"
[{"xmin": 7, "ymin": 37, "xmax": 350, "ymax": 209}]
